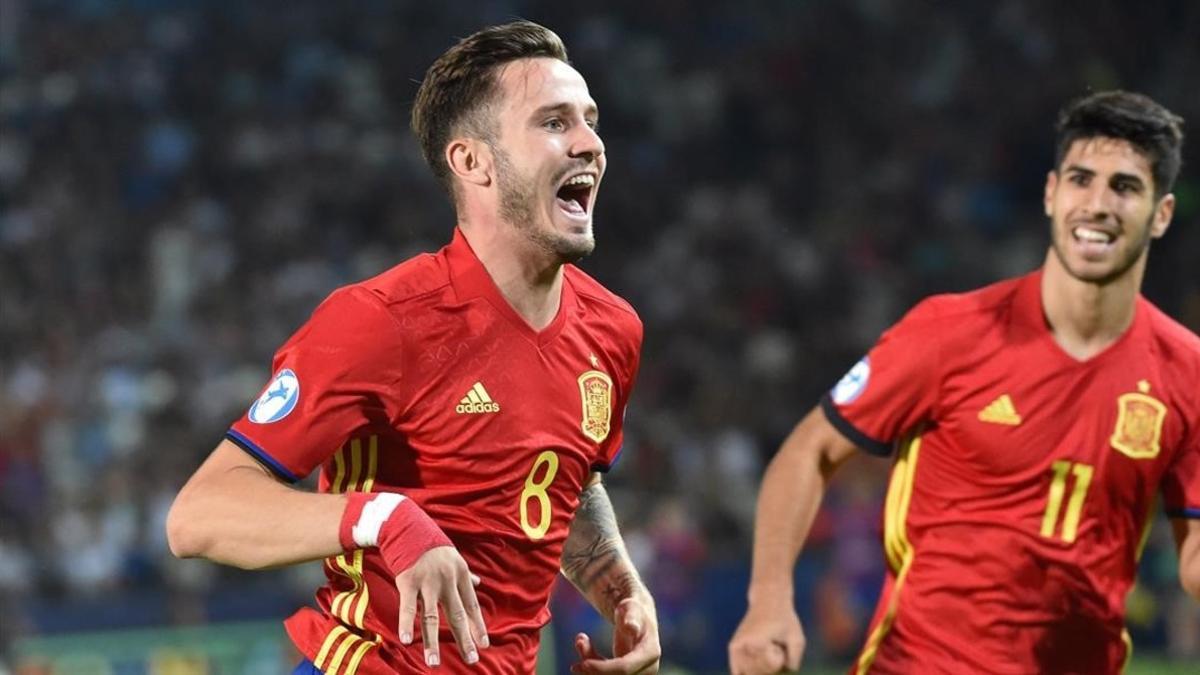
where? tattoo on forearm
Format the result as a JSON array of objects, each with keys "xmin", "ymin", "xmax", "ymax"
[{"xmin": 561, "ymin": 483, "xmax": 643, "ymax": 620}]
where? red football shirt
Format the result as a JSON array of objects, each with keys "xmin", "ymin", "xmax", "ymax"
[
  {"xmin": 822, "ymin": 271, "xmax": 1200, "ymax": 674},
  {"xmin": 227, "ymin": 229, "xmax": 643, "ymax": 674}
]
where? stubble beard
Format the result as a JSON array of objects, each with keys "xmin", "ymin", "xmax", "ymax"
[
  {"xmin": 494, "ymin": 146, "xmax": 595, "ymax": 263},
  {"xmin": 1049, "ymin": 213, "xmax": 1153, "ymax": 286}
]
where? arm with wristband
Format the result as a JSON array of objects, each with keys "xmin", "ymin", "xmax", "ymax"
[{"xmin": 167, "ymin": 439, "xmax": 489, "ymax": 667}]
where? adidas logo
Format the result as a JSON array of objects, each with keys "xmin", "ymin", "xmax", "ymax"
[
  {"xmin": 456, "ymin": 382, "xmax": 500, "ymax": 414},
  {"xmin": 978, "ymin": 394, "xmax": 1021, "ymax": 426}
]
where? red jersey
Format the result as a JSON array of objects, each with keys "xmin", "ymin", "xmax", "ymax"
[
  {"xmin": 227, "ymin": 229, "xmax": 643, "ymax": 674},
  {"xmin": 822, "ymin": 271, "xmax": 1200, "ymax": 674}
]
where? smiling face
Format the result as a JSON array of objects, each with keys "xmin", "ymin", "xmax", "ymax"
[
  {"xmin": 1043, "ymin": 136, "xmax": 1175, "ymax": 285},
  {"xmin": 487, "ymin": 57, "xmax": 604, "ymax": 262}
]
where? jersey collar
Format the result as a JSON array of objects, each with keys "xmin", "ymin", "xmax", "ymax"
[
  {"xmin": 444, "ymin": 227, "xmax": 575, "ymax": 347},
  {"xmin": 1016, "ymin": 268, "xmax": 1148, "ymax": 365}
]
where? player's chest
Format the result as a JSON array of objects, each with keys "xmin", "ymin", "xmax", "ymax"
[
  {"xmin": 937, "ymin": 346, "xmax": 1182, "ymax": 490},
  {"xmin": 396, "ymin": 324, "xmax": 621, "ymax": 469}
]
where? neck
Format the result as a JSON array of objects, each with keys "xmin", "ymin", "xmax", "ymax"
[
  {"xmin": 1040, "ymin": 250, "xmax": 1143, "ymax": 361},
  {"xmin": 459, "ymin": 220, "xmax": 564, "ymax": 331}
]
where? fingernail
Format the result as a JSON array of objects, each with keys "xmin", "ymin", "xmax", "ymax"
[
  {"xmin": 427, "ymin": 653, "xmax": 440, "ymax": 667},
  {"xmin": 480, "ymin": 635, "xmax": 490, "ymax": 648},
  {"xmin": 401, "ymin": 632, "xmax": 412, "ymax": 644},
  {"xmin": 466, "ymin": 650, "xmax": 478, "ymax": 664}
]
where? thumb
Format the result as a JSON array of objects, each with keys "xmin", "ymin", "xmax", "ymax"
[{"xmin": 575, "ymin": 632, "xmax": 597, "ymax": 660}]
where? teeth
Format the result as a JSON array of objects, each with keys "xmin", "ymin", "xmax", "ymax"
[
  {"xmin": 1073, "ymin": 227, "xmax": 1113, "ymax": 244},
  {"xmin": 563, "ymin": 174, "xmax": 595, "ymax": 188}
]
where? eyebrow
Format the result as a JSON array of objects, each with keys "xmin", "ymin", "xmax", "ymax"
[
  {"xmin": 1064, "ymin": 164, "xmax": 1146, "ymax": 186},
  {"xmin": 532, "ymin": 101, "xmax": 599, "ymax": 119}
]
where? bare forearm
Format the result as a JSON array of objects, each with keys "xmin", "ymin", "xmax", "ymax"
[
  {"xmin": 561, "ymin": 482, "xmax": 652, "ymax": 621},
  {"xmin": 167, "ymin": 440, "xmax": 345, "ymax": 569},
  {"xmin": 748, "ymin": 445, "xmax": 825, "ymax": 601},
  {"xmin": 748, "ymin": 407, "xmax": 853, "ymax": 604}
]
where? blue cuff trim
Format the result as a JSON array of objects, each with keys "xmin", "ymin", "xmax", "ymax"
[
  {"xmin": 820, "ymin": 394, "xmax": 893, "ymax": 457},
  {"xmin": 225, "ymin": 429, "xmax": 301, "ymax": 483},
  {"xmin": 1166, "ymin": 507, "xmax": 1200, "ymax": 519},
  {"xmin": 591, "ymin": 446, "xmax": 623, "ymax": 474}
]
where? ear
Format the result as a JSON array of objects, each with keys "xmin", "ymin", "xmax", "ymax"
[
  {"xmin": 445, "ymin": 138, "xmax": 494, "ymax": 188},
  {"xmin": 1150, "ymin": 193, "xmax": 1175, "ymax": 239},
  {"xmin": 1042, "ymin": 170, "xmax": 1058, "ymax": 218}
]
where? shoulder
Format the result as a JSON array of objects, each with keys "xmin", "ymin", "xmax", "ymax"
[
  {"xmin": 1140, "ymin": 298, "xmax": 1200, "ymax": 367},
  {"xmin": 355, "ymin": 250, "xmax": 453, "ymax": 308},
  {"xmin": 892, "ymin": 276, "xmax": 1025, "ymax": 335},
  {"xmin": 303, "ymin": 250, "xmax": 453, "ymax": 342},
  {"xmin": 566, "ymin": 265, "xmax": 643, "ymax": 336}
]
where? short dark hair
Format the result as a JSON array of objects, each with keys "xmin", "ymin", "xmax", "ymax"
[
  {"xmin": 1054, "ymin": 90, "xmax": 1185, "ymax": 197},
  {"xmin": 411, "ymin": 21, "xmax": 569, "ymax": 198}
]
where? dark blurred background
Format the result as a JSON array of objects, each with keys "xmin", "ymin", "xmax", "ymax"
[{"xmin": 2, "ymin": 0, "xmax": 1198, "ymax": 672}]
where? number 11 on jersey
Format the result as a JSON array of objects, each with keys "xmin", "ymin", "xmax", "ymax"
[{"xmin": 1040, "ymin": 460, "xmax": 1094, "ymax": 543}]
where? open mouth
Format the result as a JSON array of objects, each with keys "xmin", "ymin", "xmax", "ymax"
[
  {"xmin": 1070, "ymin": 225, "xmax": 1119, "ymax": 258},
  {"xmin": 556, "ymin": 173, "xmax": 595, "ymax": 217},
  {"xmin": 1072, "ymin": 226, "xmax": 1116, "ymax": 246}
]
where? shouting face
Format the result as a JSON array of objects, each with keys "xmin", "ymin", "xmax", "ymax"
[{"xmin": 488, "ymin": 57, "xmax": 605, "ymax": 263}]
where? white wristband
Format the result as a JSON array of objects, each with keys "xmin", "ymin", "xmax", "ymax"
[{"xmin": 352, "ymin": 493, "xmax": 405, "ymax": 548}]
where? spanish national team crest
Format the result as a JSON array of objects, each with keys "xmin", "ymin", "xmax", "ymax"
[
  {"xmin": 1110, "ymin": 384, "xmax": 1167, "ymax": 460},
  {"xmin": 577, "ymin": 370, "xmax": 613, "ymax": 443}
]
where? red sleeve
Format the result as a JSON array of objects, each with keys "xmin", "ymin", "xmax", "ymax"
[
  {"xmin": 1163, "ymin": 427, "xmax": 1200, "ymax": 519},
  {"xmin": 821, "ymin": 299, "xmax": 945, "ymax": 456},
  {"xmin": 593, "ymin": 317, "xmax": 643, "ymax": 473},
  {"xmin": 227, "ymin": 286, "xmax": 404, "ymax": 481}
]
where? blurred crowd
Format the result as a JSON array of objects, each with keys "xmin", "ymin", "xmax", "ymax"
[{"xmin": 2, "ymin": 0, "xmax": 1199, "ymax": 669}]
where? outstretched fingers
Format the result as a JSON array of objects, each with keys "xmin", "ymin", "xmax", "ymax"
[
  {"xmin": 420, "ymin": 586, "xmax": 442, "ymax": 667},
  {"xmin": 459, "ymin": 571, "xmax": 490, "ymax": 650},
  {"xmin": 442, "ymin": 582, "xmax": 479, "ymax": 665},
  {"xmin": 395, "ymin": 548, "xmax": 489, "ymax": 668}
]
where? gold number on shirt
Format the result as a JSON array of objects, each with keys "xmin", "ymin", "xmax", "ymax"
[
  {"xmin": 520, "ymin": 451, "xmax": 560, "ymax": 540},
  {"xmin": 1040, "ymin": 460, "xmax": 1094, "ymax": 543}
]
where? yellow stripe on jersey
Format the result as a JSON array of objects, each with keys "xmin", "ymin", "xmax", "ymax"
[
  {"xmin": 347, "ymin": 438, "xmax": 363, "ymax": 494},
  {"xmin": 1121, "ymin": 628, "xmax": 1133, "ymax": 673},
  {"xmin": 345, "ymin": 637, "xmax": 376, "ymax": 675},
  {"xmin": 362, "ymin": 435, "xmax": 378, "ymax": 493},
  {"xmin": 348, "ymin": 437, "xmax": 380, "ymax": 627},
  {"xmin": 882, "ymin": 431, "xmax": 921, "ymax": 572},
  {"xmin": 331, "ymin": 550, "xmax": 364, "ymax": 623},
  {"xmin": 352, "ymin": 550, "xmax": 371, "ymax": 628},
  {"xmin": 328, "ymin": 437, "xmax": 379, "ymax": 629},
  {"xmin": 315, "ymin": 624, "xmax": 379, "ymax": 675},
  {"xmin": 315, "ymin": 625, "xmax": 350, "ymax": 670},
  {"xmin": 333, "ymin": 440, "xmax": 362, "ymax": 622},
  {"xmin": 859, "ymin": 431, "xmax": 922, "ymax": 672},
  {"xmin": 328, "ymin": 441, "xmax": 355, "ymax": 615},
  {"xmin": 326, "ymin": 627, "xmax": 360, "ymax": 674}
]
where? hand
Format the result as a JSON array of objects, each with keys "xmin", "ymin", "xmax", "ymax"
[
  {"xmin": 728, "ymin": 600, "xmax": 805, "ymax": 675},
  {"xmin": 396, "ymin": 546, "xmax": 490, "ymax": 668},
  {"xmin": 572, "ymin": 597, "xmax": 661, "ymax": 674}
]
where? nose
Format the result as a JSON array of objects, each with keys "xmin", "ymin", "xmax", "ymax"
[
  {"xmin": 569, "ymin": 123, "xmax": 605, "ymax": 164},
  {"xmin": 1081, "ymin": 182, "xmax": 1113, "ymax": 221}
]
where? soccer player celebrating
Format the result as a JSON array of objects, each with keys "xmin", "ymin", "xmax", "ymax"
[
  {"xmin": 729, "ymin": 91, "xmax": 1200, "ymax": 674},
  {"xmin": 167, "ymin": 21, "xmax": 660, "ymax": 675}
]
